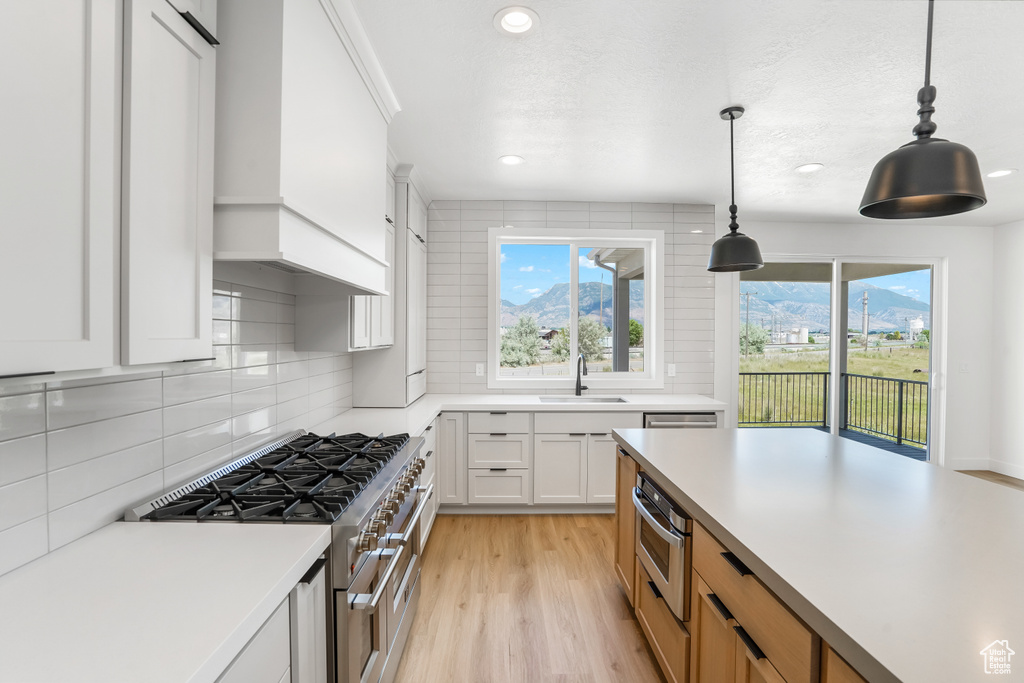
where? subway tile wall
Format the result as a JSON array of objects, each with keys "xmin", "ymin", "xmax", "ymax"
[
  {"xmin": 425, "ymin": 201, "xmax": 716, "ymax": 394},
  {"xmin": 0, "ymin": 266, "xmax": 352, "ymax": 576}
]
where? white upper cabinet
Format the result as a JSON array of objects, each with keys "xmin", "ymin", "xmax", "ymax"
[
  {"xmin": 0, "ymin": 1, "xmax": 118, "ymax": 377},
  {"xmin": 214, "ymin": 0, "xmax": 399, "ymax": 295},
  {"xmin": 122, "ymin": 0, "xmax": 216, "ymax": 365}
]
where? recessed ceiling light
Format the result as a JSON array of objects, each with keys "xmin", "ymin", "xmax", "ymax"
[
  {"xmin": 795, "ymin": 163, "xmax": 825, "ymax": 173},
  {"xmin": 690, "ymin": 230, "xmax": 703, "ymax": 234},
  {"xmin": 499, "ymin": 155, "xmax": 524, "ymax": 165},
  {"xmin": 493, "ymin": 7, "xmax": 539, "ymax": 35},
  {"xmin": 987, "ymin": 169, "xmax": 1017, "ymax": 178}
]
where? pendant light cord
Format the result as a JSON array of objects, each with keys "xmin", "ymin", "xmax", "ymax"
[
  {"xmin": 728, "ymin": 113, "xmax": 739, "ymax": 232},
  {"xmin": 913, "ymin": 0, "xmax": 938, "ymax": 139},
  {"xmin": 924, "ymin": 0, "xmax": 934, "ymax": 87}
]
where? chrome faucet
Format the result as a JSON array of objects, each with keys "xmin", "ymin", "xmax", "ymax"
[{"xmin": 575, "ymin": 353, "xmax": 588, "ymax": 396}]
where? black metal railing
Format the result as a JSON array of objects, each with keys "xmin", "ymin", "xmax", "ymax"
[
  {"xmin": 842, "ymin": 373, "xmax": 928, "ymax": 447},
  {"xmin": 738, "ymin": 372, "xmax": 829, "ymax": 426}
]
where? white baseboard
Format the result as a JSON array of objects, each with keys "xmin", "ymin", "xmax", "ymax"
[
  {"xmin": 989, "ymin": 459, "xmax": 1024, "ymax": 481},
  {"xmin": 438, "ymin": 504, "xmax": 614, "ymax": 516}
]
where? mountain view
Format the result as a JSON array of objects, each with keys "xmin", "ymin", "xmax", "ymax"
[
  {"xmin": 740, "ymin": 281, "xmax": 929, "ymax": 332},
  {"xmin": 501, "ymin": 281, "xmax": 644, "ymax": 328}
]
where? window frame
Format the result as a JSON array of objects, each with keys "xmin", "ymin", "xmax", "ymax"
[{"xmin": 486, "ymin": 227, "xmax": 665, "ymax": 390}]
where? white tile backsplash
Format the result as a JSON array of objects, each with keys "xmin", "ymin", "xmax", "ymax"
[{"xmin": 0, "ymin": 265, "xmax": 353, "ymax": 576}]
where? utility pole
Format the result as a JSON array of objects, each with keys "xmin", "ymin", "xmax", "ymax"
[
  {"xmin": 599, "ymin": 272, "xmax": 604, "ymax": 330},
  {"xmin": 861, "ymin": 291, "xmax": 869, "ymax": 353},
  {"xmin": 742, "ymin": 290, "xmax": 757, "ymax": 356}
]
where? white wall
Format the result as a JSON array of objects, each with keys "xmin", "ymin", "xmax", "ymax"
[
  {"xmin": 0, "ymin": 263, "xmax": 353, "ymax": 576},
  {"xmin": 425, "ymin": 201, "xmax": 718, "ymax": 395},
  {"xmin": 990, "ymin": 219, "xmax": 1024, "ymax": 479},
  {"xmin": 727, "ymin": 221, "xmax": 994, "ymax": 470}
]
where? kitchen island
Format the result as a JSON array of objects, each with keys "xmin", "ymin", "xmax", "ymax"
[{"xmin": 614, "ymin": 427, "xmax": 1024, "ymax": 683}]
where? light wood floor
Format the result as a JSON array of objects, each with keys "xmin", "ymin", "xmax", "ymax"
[
  {"xmin": 958, "ymin": 469, "xmax": 1024, "ymax": 492},
  {"xmin": 393, "ymin": 514, "xmax": 664, "ymax": 683}
]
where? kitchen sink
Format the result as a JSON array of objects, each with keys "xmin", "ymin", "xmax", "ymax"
[{"xmin": 538, "ymin": 396, "xmax": 627, "ymax": 403}]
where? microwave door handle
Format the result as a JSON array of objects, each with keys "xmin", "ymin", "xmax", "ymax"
[
  {"xmin": 631, "ymin": 488, "xmax": 686, "ymax": 549},
  {"xmin": 349, "ymin": 545, "xmax": 405, "ymax": 611}
]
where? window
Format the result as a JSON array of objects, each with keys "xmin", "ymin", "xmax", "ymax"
[{"xmin": 487, "ymin": 228, "xmax": 664, "ymax": 389}]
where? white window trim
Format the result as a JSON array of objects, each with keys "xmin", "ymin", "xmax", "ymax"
[{"xmin": 486, "ymin": 227, "xmax": 665, "ymax": 390}]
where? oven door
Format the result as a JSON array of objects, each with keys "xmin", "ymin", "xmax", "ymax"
[
  {"xmin": 340, "ymin": 545, "xmax": 405, "ymax": 683},
  {"xmin": 384, "ymin": 483, "xmax": 433, "ymax": 650},
  {"xmin": 633, "ymin": 480, "xmax": 691, "ymax": 622}
]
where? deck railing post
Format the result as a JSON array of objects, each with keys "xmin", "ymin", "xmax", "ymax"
[
  {"xmin": 896, "ymin": 380, "xmax": 904, "ymax": 446},
  {"xmin": 822, "ymin": 373, "xmax": 829, "ymax": 427}
]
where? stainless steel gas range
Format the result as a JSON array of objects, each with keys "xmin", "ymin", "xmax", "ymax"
[{"xmin": 127, "ymin": 430, "xmax": 431, "ymax": 683}]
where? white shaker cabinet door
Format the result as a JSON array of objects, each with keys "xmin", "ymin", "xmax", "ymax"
[
  {"xmin": 586, "ymin": 433, "xmax": 618, "ymax": 504},
  {"xmin": 0, "ymin": 0, "xmax": 118, "ymax": 377},
  {"xmin": 533, "ymin": 434, "xmax": 587, "ymax": 504},
  {"xmin": 122, "ymin": 0, "xmax": 214, "ymax": 365},
  {"xmin": 405, "ymin": 229, "xmax": 427, "ymax": 374}
]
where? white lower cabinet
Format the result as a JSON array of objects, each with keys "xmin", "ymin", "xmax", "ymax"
[
  {"xmin": 418, "ymin": 419, "xmax": 439, "ymax": 545},
  {"xmin": 586, "ymin": 433, "xmax": 619, "ymax": 504},
  {"xmin": 533, "ymin": 434, "xmax": 588, "ymax": 504},
  {"xmin": 217, "ymin": 597, "xmax": 291, "ymax": 683},
  {"xmin": 437, "ymin": 413, "xmax": 467, "ymax": 504},
  {"xmin": 289, "ymin": 558, "xmax": 327, "ymax": 683},
  {"xmin": 468, "ymin": 469, "xmax": 532, "ymax": 504}
]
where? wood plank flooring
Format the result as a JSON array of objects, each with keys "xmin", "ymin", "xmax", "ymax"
[
  {"xmin": 958, "ymin": 469, "xmax": 1024, "ymax": 492},
  {"xmin": 394, "ymin": 514, "xmax": 664, "ymax": 683}
]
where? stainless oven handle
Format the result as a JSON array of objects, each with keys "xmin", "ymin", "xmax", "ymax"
[
  {"xmin": 632, "ymin": 487, "xmax": 685, "ymax": 549},
  {"xmin": 348, "ymin": 545, "xmax": 405, "ymax": 611},
  {"xmin": 385, "ymin": 483, "xmax": 434, "ymax": 546}
]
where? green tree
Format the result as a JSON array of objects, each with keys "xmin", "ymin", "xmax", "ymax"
[
  {"xmin": 739, "ymin": 324, "xmax": 770, "ymax": 355},
  {"xmin": 628, "ymin": 319, "xmax": 644, "ymax": 347},
  {"xmin": 551, "ymin": 317, "xmax": 607, "ymax": 361},
  {"xmin": 500, "ymin": 316, "xmax": 541, "ymax": 367},
  {"xmin": 885, "ymin": 331, "xmax": 902, "ymax": 341},
  {"xmin": 919, "ymin": 329, "xmax": 930, "ymax": 342}
]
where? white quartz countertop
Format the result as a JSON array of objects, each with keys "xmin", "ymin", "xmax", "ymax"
[
  {"xmin": 314, "ymin": 392, "xmax": 725, "ymax": 437},
  {"xmin": 0, "ymin": 522, "xmax": 330, "ymax": 683},
  {"xmin": 613, "ymin": 427, "xmax": 1024, "ymax": 683}
]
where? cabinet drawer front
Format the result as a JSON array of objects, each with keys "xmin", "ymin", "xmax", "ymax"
[
  {"xmin": 533, "ymin": 412, "xmax": 641, "ymax": 434},
  {"xmin": 692, "ymin": 523, "xmax": 817, "ymax": 683},
  {"xmin": 468, "ymin": 434, "xmax": 530, "ymax": 468},
  {"xmin": 822, "ymin": 645, "xmax": 867, "ymax": 683},
  {"xmin": 420, "ymin": 418, "xmax": 437, "ymax": 454},
  {"xmin": 467, "ymin": 412, "xmax": 530, "ymax": 434},
  {"xmin": 636, "ymin": 563, "xmax": 690, "ymax": 683},
  {"xmin": 406, "ymin": 372, "xmax": 426, "ymax": 404},
  {"xmin": 467, "ymin": 470, "xmax": 531, "ymax": 504}
]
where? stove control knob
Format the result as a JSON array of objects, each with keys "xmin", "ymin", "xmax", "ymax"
[
  {"xmin": 398, "ymin": 476, "xmax": 413, "ymax": 493},
  {"xmin": 357, "ymin": 530, "xmax": 379, "ymax": 553},
  {"xmin": 382, "ymin": 496, "xmax": 401, "ymax": 513},
  {"xmin": 372, "ymin": 510, "xmax": 393, "ymax": 528},
  {"xmin": 413, "ymin": 458, "xmax": 425, "ymax": 473}
]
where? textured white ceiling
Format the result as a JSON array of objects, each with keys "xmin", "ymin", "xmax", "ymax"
[{"xmin": 352, "ymin": 0, "xmax": 1024, "ymax": 226}]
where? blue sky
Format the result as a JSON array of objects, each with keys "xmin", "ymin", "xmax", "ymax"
[
  {"xmin": 860, "ymin": 269, "xmax": 931, "ymax": 304},
  {"xmin": 500, "ymin": 244, "xmax": 608, "ymax": 305}
]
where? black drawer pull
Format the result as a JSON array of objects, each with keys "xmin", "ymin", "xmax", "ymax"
[
  {"xmin": 489, "ymin": 433, "xmax": 507, "ymax": 437},
  {"xmin": 0, "ymin": 370, "xmax": 55, "ymax": 380},
  {"xmin": 489, "ymin": 468, "xmax": 507, "ymax": 472},
  {"xmin": 423, "ymin": 425, "xmax": 433, "ymax": 432},
  {"xmin": 424, "ymin": 450, "xmax": 433, "ymax": 459},
  {"xmin": 489, "ymin": 411, "xmax": 507, "ymax": 415},
  {"xmin": 591, "ymin": 432, "xmax": 608, "ymax": 437},
  {"xmin": 707, "ymin": 593, "xmax": 733, "ymax": 621},
  {"xmin": 734, "ymin": 626, "xmax": 766, "ymax": 660},
  {"xmin": 569, "ymin": 433, "xmax": 587, "ymax": 437},
  {"xmin": 178, "ymin": 357, "xmax": 216, "ymax": 363},
  {"xmin": 648, "ymin": 581, "xmax": 662, "ymax": 600},
  {"xmin": 385, "ymin": 215, "xmax": 394, "ymax": 224},
  {"xmin": 300, "ymin": 556, "xmax": 327, "ymax": 585},
  {"xmin": 721, "ymin": 551, "xmax": 753, "ymax": 576}
]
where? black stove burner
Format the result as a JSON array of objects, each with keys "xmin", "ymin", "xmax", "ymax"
[{"xmin": 145, "ymin": 431, "xmax": 411, "ymax": 523}]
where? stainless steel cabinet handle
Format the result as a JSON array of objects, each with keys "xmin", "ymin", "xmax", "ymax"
[
  {"xmin": 631, "ymin": 487, "xmax": 686, "ymax": 549},
  {"xmin": 389, "ymin": 484, "xmax": 434, "ymax": 545},
  {"xmin": 349, "ymin": 546, "xmax": 405, "ymax": 611}
]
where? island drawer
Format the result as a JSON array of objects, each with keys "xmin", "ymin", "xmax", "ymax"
[
  {"xmin": 533, "ymin": 411, "xmax": 641, "ymax": 434},
  {"xmin": 467, "ymin": 411, "xmax": 531, "ymax": 434},
  {"xmin": 692, "ymin": 523, "xmax": 818, "ymax": 683},
  {"xmin": 821, "ymin": 644, "xmax": 867, "ymax": 683},
  {"xmin": 636, "ymin": 562, "xmax": 690, "ymax": 683}
]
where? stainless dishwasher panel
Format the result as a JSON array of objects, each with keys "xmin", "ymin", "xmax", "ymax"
[{"xmin": 643, "ymin": 412, "xmax": 718, "ymax": 429}]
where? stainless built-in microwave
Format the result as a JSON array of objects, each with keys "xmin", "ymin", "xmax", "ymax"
[{"xmin": 633, "ymin": 471, "xmax": 692, "ymax": 622}]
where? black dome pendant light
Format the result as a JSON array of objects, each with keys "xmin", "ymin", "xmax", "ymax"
[
  {"xmin": 708, "ymin": 106, "xmax": 763, "ymax": 273},
  {"xmin": 859, "ymin": 0, "xmax": 986, "ymax": 219}
]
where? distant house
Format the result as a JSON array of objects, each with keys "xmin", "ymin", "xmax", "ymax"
[{"xmin": 539, "ymin": 329, "xmax": 558, "ymax": 341}]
